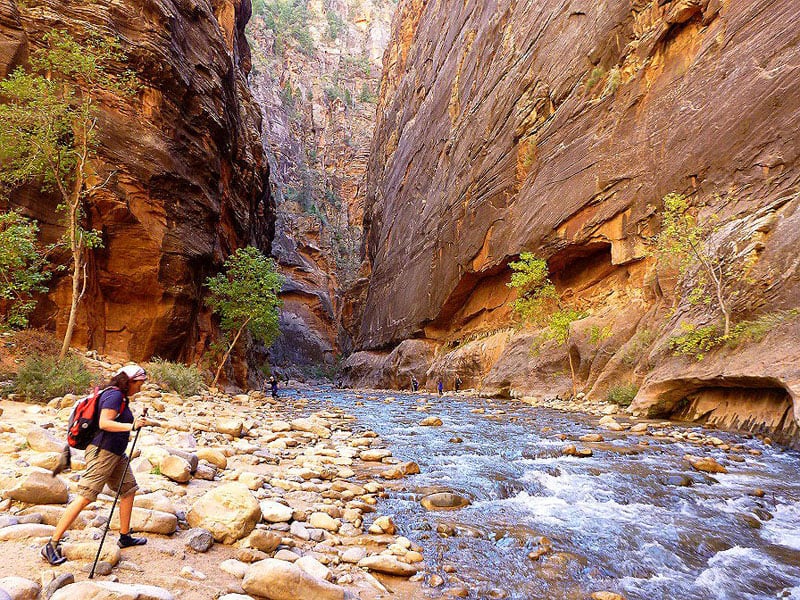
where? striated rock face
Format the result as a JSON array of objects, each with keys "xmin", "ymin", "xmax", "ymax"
[
  {"xmin": 247, "ymin": 0, "xmax": 393, "ymax": 376},
  {"xmin": 350, "ymin": 0, "xmax": 800, "ymax": 443},
  {"xmin": 0, "ymin": 0, "xmax": 270, "ymax": 363}
]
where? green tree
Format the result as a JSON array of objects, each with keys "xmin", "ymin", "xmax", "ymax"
[
  {"xmin": 0, "ymin": 30, "xmax": 137, "ymax": 359},
  {"xmin": 205, "ymin": 246, "xmax": 284, "ymax": 387},
  {"xmin": 507, "ymin": 253, "xmax": 587, "ymax": 396},
  {"xmin": 258, "ymin": 0, "xmax": 314, "ymax": 55},
  {"xmin": 655, "ymin": 192, "xmax": 757, "ymax": 337},
  {"xmin": 0, "ymin": 211, "xmax": 50, "ymax": 329}
]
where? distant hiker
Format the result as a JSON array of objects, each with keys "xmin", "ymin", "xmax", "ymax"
[
  {"xmin": 455, "ymin": 375, "xmax": 462, "ymax": 392},
  {"xmin": 269, "ymin": 375, "xmax": 279, "ymax": 398},
  {"xmin": 42, "ymin": 365, "xmax": 155, "ymax": 566},
  {"xmin": 437, "ymin": 377, "xmax": 443, "ymax": 396},
  {"xmin": 411, "ymin": 375, "xmax": 419, "ymax": 392}
]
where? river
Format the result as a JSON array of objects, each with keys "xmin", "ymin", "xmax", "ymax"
[{"xmin": 292, "ymin": 387, "xmax": 800, "ymax": 599}]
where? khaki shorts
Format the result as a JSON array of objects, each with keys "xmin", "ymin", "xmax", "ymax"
[{"xmin": 77, "ymin": 445, "xmax": 138, "ymax": 502}]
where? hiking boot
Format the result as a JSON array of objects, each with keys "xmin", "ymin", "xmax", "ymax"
[
  {"xmin": 41, "ymin": 540, "xmax": 67, "ymax": 565},
  {"xmin": 118, "ymin": 532, "xmax": 147, "ymax": 548}
]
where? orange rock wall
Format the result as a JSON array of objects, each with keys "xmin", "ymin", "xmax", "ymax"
[
  {"xmin": 349, "ymin": 0, "xmax": 800, "ymax": 442},
  {"xmin": 0, "ymin": 0, "xmax": 270, "ymax": 363}
]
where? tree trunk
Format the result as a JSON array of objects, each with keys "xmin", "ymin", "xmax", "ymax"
[
  {"xmin": 58, "ymin": 252, "xmax": 82, "ymax": 361},
  {"xmin": 567, "ymin": 343, "xmax": 578, "ymax": 398},
  {"xmin": 212, "ymin": 318, "xmax": 250, "ymax": 388}
]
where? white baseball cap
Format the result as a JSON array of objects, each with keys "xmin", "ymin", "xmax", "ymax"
[{"xmin": 115, "ymin": 364, "xmax": 147, "ymax": 381}]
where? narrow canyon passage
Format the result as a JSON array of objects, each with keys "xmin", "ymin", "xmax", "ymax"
[{"xmin": 294, "ymin": 388, "xmax": 800, "ymax": 600}]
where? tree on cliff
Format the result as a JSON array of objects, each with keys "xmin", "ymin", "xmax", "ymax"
[
  {"xmin": 655, "ymin": 192, "xmax": 758, "ymax": 338},
  {"xmin": 507, "ymin": 253, "xmax": 586, "ymax": 397},
  {"xmin": 0, "ymin": 211, "xmax": 51, "ymax": 329},
  {"xmin": 205, "ymin": 246, "xmax": 284, "ymax": 387},
  {"xmin": 0, "ymin": 30, "xmax": 137, "ymax": 359}
]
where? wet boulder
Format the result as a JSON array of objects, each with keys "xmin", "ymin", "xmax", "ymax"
[{"xmin": 420, "ymin": 492, "xmax": 471, "ymax": 511}]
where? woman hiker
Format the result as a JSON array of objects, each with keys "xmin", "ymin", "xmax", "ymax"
[{"xmin": 41, "ymin": 364, "xmax": 153, "ymax": 565}]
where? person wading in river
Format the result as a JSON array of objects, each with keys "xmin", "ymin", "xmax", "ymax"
[{"xmin": 41, "ymin": 365, "xmax": 155, "ymax": 565}]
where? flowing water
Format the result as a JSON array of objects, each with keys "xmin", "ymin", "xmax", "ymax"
[{"xmin": 302, "ymin": 388, "xmax": 800, "ymax": 599}]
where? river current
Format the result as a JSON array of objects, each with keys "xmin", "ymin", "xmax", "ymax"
[{"xmin": 295, "ymin": 388, "xmax": 800, "ymax": 599}]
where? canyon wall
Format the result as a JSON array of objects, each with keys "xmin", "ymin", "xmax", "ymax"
[
  {"xmin": 348, "ymin": 0, "xmax": 800, "ymax": 444},
  {"xmin": 246, "ymin": 0, "xmax": 394, "ymax": 377},
  {"xmin": 0, "ymin": 0, "xmax": 270, "ymax": 365}
]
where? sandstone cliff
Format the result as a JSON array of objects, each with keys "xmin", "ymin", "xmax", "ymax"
[
  {"xmin": 0, "ymin": 0, "xmax": 270, "ymax": 366},
  {"xmin": 348, "ymin": 0, "xmax": 800, "ymax": 444},
  {"xmin": 246, "ymin": 0, "xmax": 393, "ymax": 376}
]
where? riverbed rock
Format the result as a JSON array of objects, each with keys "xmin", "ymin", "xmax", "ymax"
[
  {"xmin": 195, "ymin": 448, "xmax": 227, "ymax": 470},
  {"xmin": 242, "ymin": 559, "xmax": 346, "ymax": 600},
  {"xmin": 185, "ymin": 528, "xmax": 214, "ymax": 553},
  {"xmin": 25, "ymin": 428, "xmax": 66, "ymax": 453},
  {"xmin": 5, "ymin": 471, "xmax": 68, "ymax": 504},
  {"xmin": 0, "ymin": 523, "xmax": 55, "ymax": 541},
  {"xmin": 260, "ymin": 500, "xmax": 293, "ymax": 523},
  {"xmin": 159, "ymin": 455, "xmax": 192, "ymax": 483},
  {"xmin": 419, "ymin": 416, "xmax": 443, "ymax": 427},
  {"xmin": 187, "ymin": 483, "xmax": 261, "ymax": 544},
  {"xmin": 291, "ymin": 418, "xmax": 332, "ymax": 439},
  {"xmin": 50, "ymin": 581, "xmax": 174, "ymax": 600},
  {"xmin": 0, "ymin": 577, "xmax": 40, "ymax": 600},
  {"xmin": 111, "ymin": 507, "xmax": 177, "ymax": 535},
  {"xmin": 358, "ymin": 555, "xmax": 420, "ymax": 577},
  {"xmin": 421, "ymin": 492, "xmax": 471, "ymax": 510},
  {"xmin": 684, "ymin": 455, "xmax": 728, "ymax": 474},
  {"xmin": 61, "ymin": 542, "xmax": 121, "ymax": 566}
]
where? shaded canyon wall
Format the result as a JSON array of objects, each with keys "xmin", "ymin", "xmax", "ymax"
[
  {"xmin": 346, "ymin": 0, "xmax": 800, "ymax": 444},
  {"xmin": 0, "ymin": 0, "xmax": 270, "ymax": 366},
  {"xmin": 246, "ymin": 0, "xmax": 394, "ymax": 377}
]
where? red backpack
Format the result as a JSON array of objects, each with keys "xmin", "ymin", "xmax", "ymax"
[{"xmin": 67, "ymin": 386, "xmax": 125, "ymax": 449}]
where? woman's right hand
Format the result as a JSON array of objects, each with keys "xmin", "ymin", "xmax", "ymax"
[{"xmin": 133, "ymin": 417, "xmax": 146, "ymax": 431}]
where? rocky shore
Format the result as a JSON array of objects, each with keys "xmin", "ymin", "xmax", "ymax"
[{"xmin": 0, "ymin": 359, "xmax": 431, "ymax": 600}]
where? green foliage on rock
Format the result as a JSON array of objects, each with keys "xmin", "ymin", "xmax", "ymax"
[
  {"xmin": 606, "ymin": 383, "xmax": 638, "ymax": 407},
  {"xmin": 655, "ymin": 192, "xmax": 758, "ymax": 337},
  {"xmin": 13, "ymin": 354, "xmax": 94, "ymax": 401},
  {"xmin": 205, "ymin": 246, "xmax": 284, "ymax": 386},
  {"xmin": 669, "ymin": 309, "xmax": 799, "ymax": 361},
  {"xmin": 146, "ymin": 358, "xmax": 205, "ymax": 396},
  {"xmin": 507, "ymin": 252, "xmax": 558, "ymax": 325},
  {"xmin": 507, "ymin": 252, "xmax": 587, "ymax": 395},
  {"xmin": 0, "ymin": 211, "xmax": 50, "ymax": 329},
  {"xmin": 0, "ymin": 30, "xmax": 137, "ymax": 359}
]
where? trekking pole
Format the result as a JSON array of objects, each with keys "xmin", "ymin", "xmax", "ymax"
[{"xmin": 89, "ymin": 407, "xmax": 148, "ymax": 579}]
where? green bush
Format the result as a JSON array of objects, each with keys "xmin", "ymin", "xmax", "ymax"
[
  {"xmin": 724, "ymin": 309, "xmax": 799, "ymax": 348},
  {"xmin": 13, "ymin": 355, "xmax": 94, "ymax": 401},
  {"xmin": 668, "ymin": 322, "xmax": 721, "ymax": 360},
  {"xmin": 146, "ymin": 358, "xmax": 204, "ymax": 396},
  {"xmin": 606, "ymin": 383, "xmax": 638, "ymax": 407}
]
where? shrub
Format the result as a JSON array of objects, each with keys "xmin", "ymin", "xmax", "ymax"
[
  {"xmin": 724, "ymin": 309, "xmax": 799, "ymax": 348},
  {"xmin": 146, "ymin": 358, "xmax": 204, "ymax": 396},
  {"xmin": 668, "ymin": 322, "xmax": 721, "ymax": 360},
  {"xmin": 606, "ymin": 383, "xmax": 638, "ymax": 407},
  {"xmin": 13, "ymin": 355, "xmax": 94, "ymax": 401},
  {"xmin": 11, "ymin": 329, "xmax": 60, "ymax": 357}
]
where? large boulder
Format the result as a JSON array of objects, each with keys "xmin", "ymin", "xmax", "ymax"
[
  {"xmin": 242, "ymin": 559, "xmax": 345, "ymax": 600},
  {"xmin": 4, "ymin": 471, "xmax": 68, "ymax": 504},
  {"xmin": 186, "ymin": 483, "xmax": 261, "ymax": 544},
  {"xmin": 25, "ymin": 428, "xmax": 66, "ymax": 453}
]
